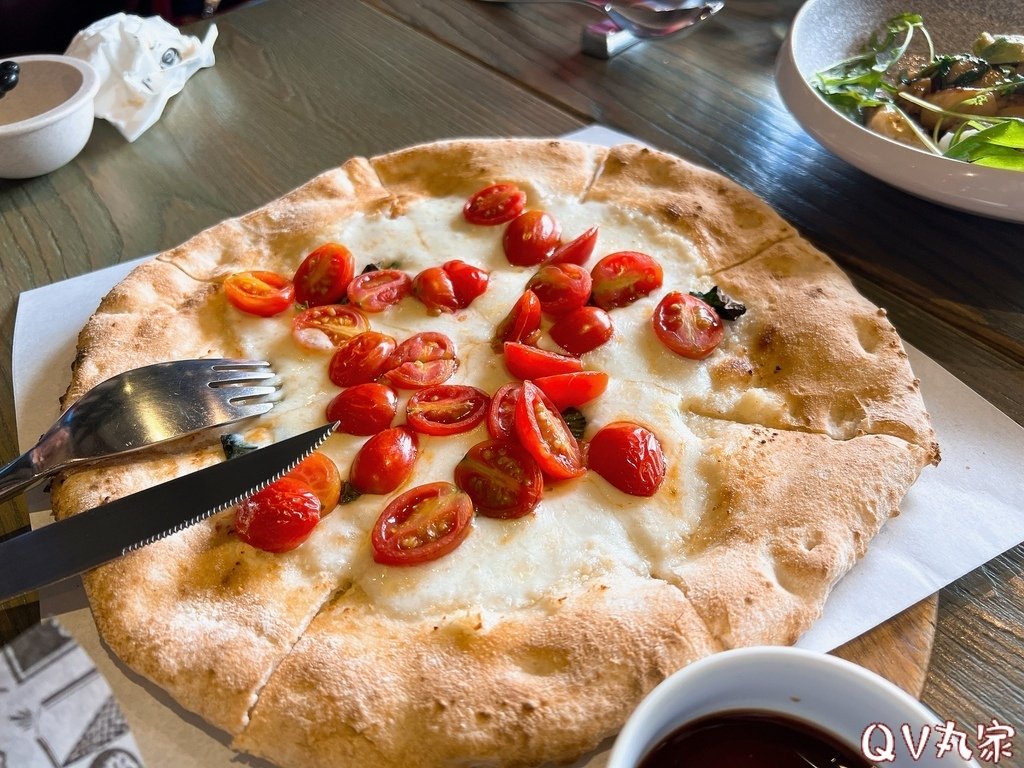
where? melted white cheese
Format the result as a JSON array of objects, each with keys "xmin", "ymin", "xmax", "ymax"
[{"xmin": 229, "ymin": 194, "xmax": 711, "ymax": 618}]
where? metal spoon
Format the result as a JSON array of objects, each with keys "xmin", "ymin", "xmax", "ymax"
[{"xmin": 477, "ymin": 0, "xmax": 724, "ymax": 40}]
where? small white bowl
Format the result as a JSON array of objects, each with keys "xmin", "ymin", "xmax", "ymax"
[
  {"xmin": 0, "ymin": 54, "xmax": 99, "ymax": 179},
  {"xmin": 608, "ymin": 647, "xmax": 981, "ymax": 768}
]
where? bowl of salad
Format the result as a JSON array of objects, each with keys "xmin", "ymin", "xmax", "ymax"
[{"xmin": 775, "ymin": 0, "xmax": 1024, "ymax": 222}]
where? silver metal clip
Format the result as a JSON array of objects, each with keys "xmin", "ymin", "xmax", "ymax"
[{"xmin": 581, "ymin": 19, "xmax": 642, "ymax": 58}]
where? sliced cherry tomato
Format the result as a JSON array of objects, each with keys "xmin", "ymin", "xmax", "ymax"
[
  {"xmin": 350, "ymin": 426, "xmax": 419, "ymax": 495},
  {"xmin": 514, "ymin": 382, "xmax": 585, "ymax": 480},
  {"xmin": 328, "ymin": 331, "xmax": 398, "ymax": 387},
  {"xmin": 549, "ymin": 306, "xmax": 613, "ymax": 356},
  {"xmin": 526, "ymin": 263, "xmax": 592, "ymax": 317},
  {"xmin": 487, "ymin": 382, "xmax": 522, "ymax": 440},
  {"xmin": 534, "ymin": 371, "xmax": 609, "ymax": 410},
  {"xmin": 492, "ymin": 290, "xmax": 542, "ymax": 351},
  {"xmin": 454, "ymin": 439, "xmax": 543, "ymax": 519},
  {"xmin": 291, "ymin": 304, "xmax": 369, "ymax": 351},
  {"xmin": 442, "ymin": 259, "xmax": 489, "ymax": 307},
  {"xmin": 346, "ymin": 269, "xmax": 412, "ymax": 313},
  {"xmin": 370, "ymin": 482, "xmax": 474, "ymax": 566},
  {"xmin": 224, "ymin": 271, "xmax": 294, "ymax": 317},
  {"xmin": 463, "ymin": 183, "xmax": 526, "ymax": 226},
  {"xmin": 588, "ymin": 422, "xmax": 666, "ymax": 497},
  {"xmin": 549, "ymin": 226, "xmax": 599, "ymax": 266},
  {"xmin": 234, "ymin": 477, "xmax": 320, "ymax": 553},
  {"xmin": 590, "ymin": 251, "xmax": 664, "ymax": 310},
  {"xmin": 407, "ymin": 385, "xmax": 489, "ymax": 437},
  {"xmin": 326, "ymin": 382, "xmax": 398, "ymax": 435},
  {"xmin": 652, "ymin": 291, "xmax": 724, "ymax": 359},
  {"xmin": 504, "ymin": 341, "xmax": 583, "ymax": 380},
  {"xmin": 412, "ymin": 266, "xmax": 460, "ymax": 314},
  {"xmin": 286, "ymin": 451, "xmax": 342, "ymax": 512},
  {"xmin": 385, "ymin": 332, "xmax": 458, "ymax": 389},
  {"xmin": 502, "ymin": 210, "xmax": 561, "ymax": 266},
  {"xmin": 293, "ymin": 243, "xmax": 355, "ymax": 307}
]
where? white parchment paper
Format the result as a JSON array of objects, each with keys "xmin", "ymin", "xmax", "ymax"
[{"xmin": 10, "ymin": 126, "xmax": 1024, "ymax": 765}]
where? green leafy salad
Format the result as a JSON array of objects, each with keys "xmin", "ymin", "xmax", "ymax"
[{"xmin": 813, "ymin": 14, "xmax": 1024, "ymax": 171}]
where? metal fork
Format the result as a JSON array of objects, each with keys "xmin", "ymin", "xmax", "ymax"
[{"xmin": 0, "ymin": 359, "xmax": 280, "ymax": 504}]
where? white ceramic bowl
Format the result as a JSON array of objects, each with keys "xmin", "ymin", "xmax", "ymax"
[
  {"xmin": 775, "ymin": 0, "xmax": 1024, "ymax": 223},
  {"xmin": 0, "ymin": 54, "xmax": 99, "ymax": 179},
  {"xmin": 608, "ymin": 647, "xmax": 981, "ymax": 768}
]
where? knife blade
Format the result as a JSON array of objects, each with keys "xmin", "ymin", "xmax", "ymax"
[{"xmin": 0, "ymin": 422, "xmax": 337, "ymax": 602}]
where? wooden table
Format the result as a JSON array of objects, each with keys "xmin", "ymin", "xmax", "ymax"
[{"xmin": 2, "ymin": 0, "xmax": 1022, "ymax": 756}]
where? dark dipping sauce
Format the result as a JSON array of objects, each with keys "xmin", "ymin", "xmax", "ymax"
[{"xmin": 637, "ymin": 711, "xmax": 876, "ymax": 768}]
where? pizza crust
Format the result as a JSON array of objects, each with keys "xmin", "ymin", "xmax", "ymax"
[
  {"xmin": 370, "ymin": 138, "xmax": 607, "ymax": 203},
  {"xmin": 157, "ymin": 157, "xmax": 390, "ymax": 282},
  {"xmin": 584, "ymin": 144, "xmax": 797, "ymax": 273},
  {"xmin": 237, "ymin": 574, "xmax": 719, "ymax": 768},
  {"xmin": 673, "ymin": 420, "xmax": 929, "ymax": 649},
  {"xmin": 706, "ymin": 236, "xmax": 939, "ymax": 458},
  {"xmin": 50, "ymin": 138, "xmax": 938, "ymax": 768}
]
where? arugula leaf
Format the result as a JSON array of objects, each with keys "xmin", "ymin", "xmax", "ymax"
[{"xmin": 813, "ymin": 14, "xmax": 924, "ymax": 122}]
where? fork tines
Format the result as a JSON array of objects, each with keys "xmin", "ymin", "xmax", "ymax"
[{"xmin": 205, "ymin": 359, "xmax": 282, "ymax": 408}]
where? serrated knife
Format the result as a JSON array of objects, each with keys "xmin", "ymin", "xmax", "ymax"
[{"xmin": 0, "ymin": 422, "xmax": 337, "ymax": 603}]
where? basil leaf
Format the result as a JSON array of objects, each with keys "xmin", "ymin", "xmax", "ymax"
[
  {"xmin": 339, "ymin": 481, "xmax": 363, "ymax": 505},
  {"xmin": 561, "ymin": 408, "xmax": 587, "ymax": 441},
  {"xmin": 689, "ymin": 286, "xmax": 747, "ymax": 321},
  {"xmin": 221, "ymin": 433, "xmax": 260, "ymax": 460}
]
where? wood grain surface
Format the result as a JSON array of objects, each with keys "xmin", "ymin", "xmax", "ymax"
[
  {"xmin": 1, "ymin": 0, "xmax": 1022, "ymax": 761},
  {"xmin": 834, "ymin": 596, "xmax": 938, "ymax": 698}
]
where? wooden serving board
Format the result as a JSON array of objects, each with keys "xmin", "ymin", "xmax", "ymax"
[{"xmin": 832, "ymin": 594, "xmax": 939, "ymax": 697}]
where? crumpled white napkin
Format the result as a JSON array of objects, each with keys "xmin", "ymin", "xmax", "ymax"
[{"xmin": 66, "ymin": 13, "xmax": 217, "ymax": 142}]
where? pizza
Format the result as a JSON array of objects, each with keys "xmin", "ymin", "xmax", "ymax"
[{"xmin": 51, "ymin": 138, "xmax": 938, "ymax": 768}]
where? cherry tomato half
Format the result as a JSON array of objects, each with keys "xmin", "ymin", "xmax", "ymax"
[
  {"xmin": 504, "ymin": 342, "xmax": 583, "ymax": 380},
  {"xmin": 549, "ymin": 306, "xmax": 613, "ymax": 356},
  {"xmin": 328, "ymin": 331, "xmax": 398, "ymax": 387},
  {"xmin": 463, "ymin": 183, "xmax": 526, "ymax": 226},
  {"xmin": 293, "ymin": 243, "xmax": 355, "ymax": 307},
  {"xmin": 407, "ymin": 384, "xmax": 490, "ymax": 437},
  {"xmin": 326, "ymin": 382, "xmax": 398, "ymax": 435},
  {"xmin": 291, "ymin": 304, "xmax": 369, "ymax": 351},
  {"xmin": 588, "ymin": 422, "xmax": 666, "ymax": 497},
  {"xmin": 487, "ymin": 382, "xmax": 522, "ymax": 441},
  {"xmin": 492, "ymin": 290, "xmax": 542, "ymax": 351},
  {"xmin": 590, "ymin": 251, "xmax": 664, "ymax": 310},
  {"xmin": 385, "ymin": 332, "xmax": 458, "ymax": 389},
  {"xmin": 347, "ymin": 269, "xmax": 412, "ymax": 312},
  {"xmin": 526, "ymin": 263, "xmax": 592, "ymax": 317},
  {"xmin": 651, "ymin": 292, "xmax": 724, "ymax": 359},
  {"xmin": 442, "ymin": 259, "xmax": 489, "ymax": 307},
  {"xmin": 371, "ymin": 482, "xmax": 474, "ymax": 566},
  {"xmin": 534, "ymin": 371, "xmax": 609, "ymax": 410},
  {"xmin": 235, "ymin": 477, "xmax": 320, "ymax": 553},
  {"xmin": 454, "ymin": 439, "xmax": 543, "ymax": 519},
  {"xmin": 514, "ymin": 381, "xmax": 585, "ymax": 480},
  {"xmin": 503, "ymin": 210, "xmax": 561, "ymax": 266},
  {"xmin": 412, "ymin": 266, "xmax": 460, "ymax": 314},
  {"xmin": 286, "ymin": 451, "xmax": 342, "ymax": 512},
  {"xmin": 224, "ymin": 271, "xmax": 294, "ymax": 317},
  {"xmin": 350, "ymin": 426, "xmax": 419, "ymax": 495},
  {"xmin": 549, "ymin": 226, "xmax": 599, "ymax": 266}
]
